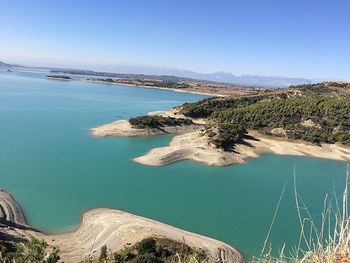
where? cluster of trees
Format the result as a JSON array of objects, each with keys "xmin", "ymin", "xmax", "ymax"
[
  {"xmin": 0, "ymin": 237, "xmax": 60, "ymax": 263},
  {"xmin": 213, "ymin": 96, "xmax": 350, "ymax": 144},
  {"xmin": 96, "ymin": 237, "xmax": 207, "ymax": 263},
  {"xmin": 206, "ymin": 123, "xmax": 247, "ymax": 150},
  {"xmin": 291, "ymin": 83, "xmax": 334, "ymax": 94},
  {"xmin": 90, "ymin": 78, "xmax": 190, "ymax": 89},
  {"xmin": 0, "ymin": 236, "xmax": 206, "ymax": 263},
  {"xmin": 46, "ymin": 75, "xmax": 72, "ymax": 80},
  {"xmin": 180, "ymin": 88, "xmax": 350, "ymax": 148},
  {"xmin": 150, "ymin": 81, "xmax": 190, "ymax": 89},
  {"xmin": 129, "ymin": 115, "xmax": 193, "ymax": 129},
  {"xmin": 94, "ymin": 78, "xmax": 116, "ymax": 82},
  {"xmin": 181, "ymin": 94, "xmax": 280, "ymax": 119}
]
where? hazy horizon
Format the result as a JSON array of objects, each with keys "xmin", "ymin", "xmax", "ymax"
[
  {"xmin": 1, "ymin": 0, "xmax": 349, "ymax": 80},
  {"xmin": 2, "ymin": 59, "xmax": 346, "ymax": 83},
  {"xmin": 0, "ymin": 58, "xmax": 317, "ymax": 79}
]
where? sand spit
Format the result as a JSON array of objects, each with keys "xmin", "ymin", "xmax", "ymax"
[
  {"xmin": 83, "ymin": 79, "xmax": 222, "ymax": 97},
  {"xmin": 0, "ymin": 190, "xmax": 243, "ymax": 263},
  {"xmin": 134, "ymin": 131, "xmax": 350, "ymax": 166},
  {"xmin": 148, "ymin": 110, "xmax": 207, "ymax": 125},
  {"xmin": 91, "ymin": 119, "xmax": 202, "ymax": 137},
  {"xmin": 91, "ymin": 110, "xmax": 205, "ymax": 137},
  {"xmin": 91, "ymin": 110, "xmax": 350, "ymax": 166}
]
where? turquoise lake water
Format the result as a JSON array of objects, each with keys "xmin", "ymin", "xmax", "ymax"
[{"xmin": 0, "ymin": 70, "xmax": 348, "ymax": 258}]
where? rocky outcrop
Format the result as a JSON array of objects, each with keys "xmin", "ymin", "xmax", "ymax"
[{"xmin": 0, "ymin": 189, "xmax": 28, "ymax": 226}]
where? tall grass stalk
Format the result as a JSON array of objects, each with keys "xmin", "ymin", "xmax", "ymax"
[{"xmin": 253, "ymin": 164, "xmax": 350, "ymax": 263}]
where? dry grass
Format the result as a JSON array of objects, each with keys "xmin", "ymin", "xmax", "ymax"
[{"xmin": 252, "ymin": 164, "xmax": 350, "ymax": 263}]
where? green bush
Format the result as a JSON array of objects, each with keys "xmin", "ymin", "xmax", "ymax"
[
  {"xmin": 129, "ymin": 115, "xmax": 193, "ymax": 129},
  {"xmin": 136, "ymin": 238, "xmax": 156, "ymax": 254},
  {"xmin": 99, "ymin": 245, "xmax": 108, "ymax": 262},
  {"xmin": 0, "ymin": 237, "xmax": 60, "ymax": 263},
  {"xmin": 129, "ymin": 253, "xmax": 160, "ymax": 263},
  {"xmin": 111, "ymin": 237, "xmax": 207, "ymax": 263},
  {"xmin": 207, "ymin": 123, "xmax": 247, "ymax": 149}
]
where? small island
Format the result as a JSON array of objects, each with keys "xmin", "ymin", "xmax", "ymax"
[{"xmin": 45, "ymin": 75, "xmax": 72, "ymax": 80}]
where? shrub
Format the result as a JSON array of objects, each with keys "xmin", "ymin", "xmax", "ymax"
[
  {"xmin": 129, "ymin": 253, "xmax": 160, "ymax": 263},
  {"xmin": 136, "ymin": 238, "xmax": 156, "ymax": 254},
  {"xmin": 111, "ymin": 237, "xmax": 208, "ymax": 263},
  {"xmin": 129, "ymin": 116, "xmax": 193, "ymax": 129},
  {"xmin": 1, "ymin": 237, "xmax": 60, "ymax": 263},
  {"xmin": 99, "ymin": 245, "xmax": 108, "ymax": 262}
]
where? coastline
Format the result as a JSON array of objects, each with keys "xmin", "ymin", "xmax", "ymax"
[
  {"xmin": 45, "ymin": 76, "xmax": 72, "ymax": 81},
  {"xmin": 44, "ymin": 75, "xmax": 219, "ymax": 97},
  {"xmin": 91, "ymin": 110, "xmax": 350, "ymax": 167},
  {"xmin": 134, "ymin": 130, "xmax": 350, "ymax": 166},
  {"xmin": 0, "ymin": 190, "xmax": 243, "ymax": 263},
  {"xmin": 82, "ymin": 79, "xmax": 221, "ymax": 97},
  {"xmin": 91, "ymin": 119, "xmax": 203, "ymax": 137},
  {"xmin": 91, "ymin": 109, "xmax": 205, "ymax": 137}
]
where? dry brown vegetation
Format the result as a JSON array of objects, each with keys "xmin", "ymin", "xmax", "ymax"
[{"xmin": 252, "ymin": 165, "xmax": 350, "ymax": 263}]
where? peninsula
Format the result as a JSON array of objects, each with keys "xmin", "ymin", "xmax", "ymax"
[
  {"xmin": 92, "ymin": 82, "xmax": 350, "ymax": 166},
  {"xmin": 45, "ymin": 70, "xmax": 267, "ymax": 97},
  {"xmin": 0, "ymin": 189, "xmax": 243, "ymax": 263}
]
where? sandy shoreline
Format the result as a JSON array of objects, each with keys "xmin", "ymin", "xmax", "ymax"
[
  {"xmin": 90, "ymin": 110, "xmax": 350, "ymax": 166},
  {"xmin": 45, "ymin": 75, "xmax": 219, "ymax": 96},
  {"xmin": 82, "ymin": 79, "xmax": 221, "ymax": 97},
  {"xmin": 91, "ymin": 109, "xmax": 205, "ymax": 137},
  {"xmin": 0, "ymin": 190, "xmax": 243, "ymax": 263},
  {"xmin": 91, "ymin": 119, "xmax": 203, "ymax": 137},
  {"xmin": 135, "ymin": 130, "xmax": 350, "ymax": 166}
]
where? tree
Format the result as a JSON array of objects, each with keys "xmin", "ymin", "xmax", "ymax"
[
  {"xmin": 99, "ymin": 245, "xmax": 108, "ymax": 262},
  {"xmin": 2, "ymin": 237, "xmax": 60, "ymax": 263}
]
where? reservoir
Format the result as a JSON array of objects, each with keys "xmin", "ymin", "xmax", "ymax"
[{"xmin": 0, "ymin": 70, "xmax": 347, "ymax": 257}]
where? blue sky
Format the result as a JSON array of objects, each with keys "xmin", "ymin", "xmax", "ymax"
[{"xmin": 0, "ymin": 0, "xmax": 349, "ymax": 79}]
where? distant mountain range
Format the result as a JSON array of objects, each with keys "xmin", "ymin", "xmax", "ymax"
[
  {"xmin": 0, "ymin": 60, "xmax": 314, "ymax": 87},
  {"xmin": 0, "ymin": 61, "xmax": 20, "ymax": 68},
  {"xmin": 82, "ymin": 64, "xmax": 314, "ymax": 87},
  {"xmin": 135, "ymin": 67, "xmax": 314, "ymax": 87}
]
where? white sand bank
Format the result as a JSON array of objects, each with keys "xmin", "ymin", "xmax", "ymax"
[
  {"xmin": 0, "ymin": 190, "xmax": 243, "ymax": 263},
  {"xmin": 91, "ymin": 109, "xmax": 204, "ymax": 137},
  {"xmin": 134, "ymin": 131, "xmax": 350, "ymax": 166}
]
